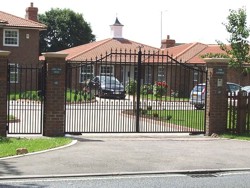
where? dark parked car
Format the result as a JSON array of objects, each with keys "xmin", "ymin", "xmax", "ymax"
[{"xmin": 88, "ymin": 76, "xmax": 126, "ymax": 99}]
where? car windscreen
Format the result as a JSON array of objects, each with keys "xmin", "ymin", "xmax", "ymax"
[
  {"xmin": 100, "ymin": 77, "xmax": 120, "ymax": 85},
  {"xmin": 193, "ymin": 85, "xmax": 205, "ymax": 92}
]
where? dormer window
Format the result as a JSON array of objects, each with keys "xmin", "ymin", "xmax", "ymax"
[{"xmin": 3, "ymin": 29, "xmax": 19, "ymax": 47}]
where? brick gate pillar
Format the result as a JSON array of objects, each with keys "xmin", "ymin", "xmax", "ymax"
[
  {"xmin": 204, "ymin": 58, "xmax": 229, "ymax": 135},
  {"xmin": 42, "ymin": 52, "xmax": 68, "ymax": 137},
  {"xmin": 0, "ymin": 51, "xmax": 10, "ymax": 137}
]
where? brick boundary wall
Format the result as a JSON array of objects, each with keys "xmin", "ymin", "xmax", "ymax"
[
  {"xmin": 0, "ymin": 51, "xmax": 10, "ymax": 137},
  {"xmin": 204, "ymin": 58, "xmax": 229, "ymax": 135},
  {"xmin": 42, "ymin": 52, "xmax": 68, "ymax": 137}
]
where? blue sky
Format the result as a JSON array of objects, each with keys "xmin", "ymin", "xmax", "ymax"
[{"xmin": 2, "ymin": 0, "xmax": 250, "ymax": 48}]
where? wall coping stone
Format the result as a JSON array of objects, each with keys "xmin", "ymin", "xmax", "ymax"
[
  {"xmin": 0, "ymin": 51, "xmax": 11, "ymax": 57},
  {"xmin": 203, "ymin": 58, "xmax": 230, "ymax": 63},
  {"xmin": 42, "ymin": 52, "xmax": 68, "ymax": 59}
]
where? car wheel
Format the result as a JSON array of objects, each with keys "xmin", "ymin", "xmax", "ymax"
[
  {"xmin": 120, "ymin": 95, "xmax": 126, "ymax": 100},
  {"xmin": 98, "ymin": 89, "xmax": 103, "ymax": 98},
  {"xmin": 194, "ymin": 104, "xmax": 204, "ymax": 110}
]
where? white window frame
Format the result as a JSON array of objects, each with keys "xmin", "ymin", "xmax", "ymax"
[
  {"xmin": 3, "ymin": 29, "xmax": 19, "ymax": 47},
  {"xmin": 79, "ymin": 64, "xmax": 94, "ymax": 83},
  {"xmin": 145, "ymin": 65, "xmax": 152, "ymax": 84},
  {"xmin": 193, "ymin": 71, "xmax": 199, "ymax": 83},
  {"xmin": 9, "ymin": 64, "xmax": 19, "ymax": 83},
  {"xmin": 100, "ymin": 65, "xmax": 114, "ymax": 76}
]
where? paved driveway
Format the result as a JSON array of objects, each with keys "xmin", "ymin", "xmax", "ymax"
[{"xmin": 1, "ymin": 134, "xmax": 250, "ymax": 179}]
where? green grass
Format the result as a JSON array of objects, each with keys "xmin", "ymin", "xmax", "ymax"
[
  {"xmin": 66, "ymin": 90, "xmax": 94, "ymax": 102},
  {"xmin": 9, "ymin": 90, "xmax": 41, "ymax": 101},
  {"xmin": 221, "ymin": 133, "xmax": 250, "ymax": 140},
  {"xmin": 131, "ymin": 94, "xmax": 189, "ymax": 102},
  {"xmin": 0, "ymin": 137, "xmax": 72, "ymax": 158},
  {"xmin": 143, "ymin": 109, "xmax": 205, "ymax": 130},
  {"xmin": 9, "ymin": 90, "xmax": 94, "ymax": 103}
]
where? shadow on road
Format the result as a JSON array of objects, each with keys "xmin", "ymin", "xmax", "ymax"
[{"xmin": 0, "ymin": 161, "xmax": 21, "ymax": 177}]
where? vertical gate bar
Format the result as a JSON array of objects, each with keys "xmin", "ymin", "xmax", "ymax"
[
  {"xmin": 136, "ymin": 48, "xmax": 142, "ymax": 133},
  {"xmin": 17, "ymin": 64, "xmax": 21, "ymax": 133},
  {"xmin": 7, "ymin": 61, "xmax": 10, "ymax": 133},
  {"xmin": 204, "ymin": 70, "xmax": 208, "ymax": 133},
  {"xmin": 41, "ymin": 61, "xmax": 46, "ymax": 134}
]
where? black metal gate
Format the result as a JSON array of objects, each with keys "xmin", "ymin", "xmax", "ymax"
[
  {"xmin": 65, "ymin": 49, "xmax": 207, "ymax": 133},
  {"xmin": 7, "ymin": 61, "xmax": 45, "ymax": 134}
]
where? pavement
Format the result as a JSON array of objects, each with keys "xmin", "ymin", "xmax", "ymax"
[{"xmin": 1, "ymin": 133, "xmax": 250, "ymax": 179}]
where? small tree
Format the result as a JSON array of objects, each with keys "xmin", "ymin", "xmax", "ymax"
[
  {"xmin": 216, "ymin": 7, "xmax": 250, "ymax": 85},
  {"xmin": 125, "ymin": 80, "xmax": 137, "ymax": 113}
]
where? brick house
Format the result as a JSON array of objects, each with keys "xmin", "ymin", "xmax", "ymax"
[
  {"xmin": 48, "ymin": 17, "xmax": 160, "ymax": 87},
  {"xmin": 0, "ymin": 3, "xmax": 46, "ymax": 89},
  {"xmin": 162, "ymin": 36, "xmax": 250, "ymax": 86}
]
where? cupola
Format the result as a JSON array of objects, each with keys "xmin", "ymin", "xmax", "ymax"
[{"xmin": 110, "ymin": 17, "xmax": 124, "ymax": 38}]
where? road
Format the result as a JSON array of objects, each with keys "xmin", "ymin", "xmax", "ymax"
[{"xmin": 1, "ymin": 171, "xmax": 250, "ymax": 188}]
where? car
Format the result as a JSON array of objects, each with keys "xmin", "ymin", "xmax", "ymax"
[
  {"xmin": 189, "ymin": 83, "xmax": 206, "ymax": 110},
  {"xmin": 234, "ymin": 85, "xmax": 250, "ymax": 95},
  {"xmin": 88, "ymin": 76, "xmax": 126, "ymax": 99},
  {"xmin": 227, "ymin": 82, "xmax": 242, "ymax": 95},
  {"xmin": 189, "ymin": 82, "xmax": 241, "ymax": 109},
  {"xmin": 241, "ymin": 86, "xmax": 250, "ymax": 93}
]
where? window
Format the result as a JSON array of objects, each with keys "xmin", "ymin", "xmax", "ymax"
[
  {"xmin": 79, "ymin": 65, "xmax": 94, "ymax": 83},
  {"xmin": 9, "ymin": 64, "xmax": 19, "ymax": 83},
  {"xmin": 3, "ymin": 29, "xmax": 19, "ymax": 46},
  {"xmin": 193, "ymin": 71, "xmax": 198, "ymax": 84},
  {"xmin": 157, "ymin": 66, "xmax": 166, "ymax": 81},
  {"xmin": 145, "ymin": 66, "xmax": 152, "ymax": 84},
  {"xmin": 100, "ymin": 65, "xmax": 114, "ymax": 76},
  {"xmin": 134, "ymin": 66, "xmax": 138, "ymax": 80}
]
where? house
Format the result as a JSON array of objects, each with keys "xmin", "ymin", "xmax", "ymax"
[
  {"xmin": 44, "ymin": 17, "xmax": 249, "ymax": 97},
  {"xmin": 50, "ymin": 17, "xmax": 160, "ymax": 86},
  {"xmin": 161, "ymin": 37, "xmax": 250, "ymax": 86},
  {"xmin": 0, "ymin": 2, "xmax": 46, "ymax": 87}
]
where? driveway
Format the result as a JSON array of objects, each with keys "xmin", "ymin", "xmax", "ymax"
[{"xmin": 1, "ymin": 134, "xmax": 250, "ymax": 178}]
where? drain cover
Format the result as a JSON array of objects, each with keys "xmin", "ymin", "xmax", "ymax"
[{"xmin": 189, "ymin": 174, "xmax": 218, "ymax": 178}]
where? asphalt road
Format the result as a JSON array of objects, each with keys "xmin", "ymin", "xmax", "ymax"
[{"xmin": 1, "ymin": 171, "xmax": 250, "ymax": 188}]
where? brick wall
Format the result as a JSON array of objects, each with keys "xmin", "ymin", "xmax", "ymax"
[
  {"xmin": 42, "ymin": 53, "xmax": 67, "ymax": 137},
  {"xmin": 0, "ymin": 51, "xmax": 10, "ymax": 137},
  {"xmin": 204, "ymin": 58, "xmax": 229, "ymax": 135}
]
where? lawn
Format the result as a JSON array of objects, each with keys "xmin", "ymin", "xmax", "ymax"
[
  {"xmin": 221, "ymin": 133, "xmax": 250, "ymax": 140},
  {"xmin": 66, "ymin": 89, "xmax": 94, "ymax": 102},
  {"xmin": 130, "ymin": 94, "xmax": 189, "ymax": 102},
  {"xmin": 147, "ymin": 109, "xmax": 205, "ymax": 130},
  {"xmin": 0, "ymin": 137, "xmax": 72, "ymax": 158},
  {"xmin": 8, "ymin": 90, "xmax": 95, "ymax": 103}
]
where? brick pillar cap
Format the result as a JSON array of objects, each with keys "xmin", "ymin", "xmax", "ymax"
[
  {"xmin": 203, "ymin": 58, "xmax": 230, "ymax": 63},
  {"xmin": 42, "ymin": 52, "xmax": 68, "ymax": 59},
  {"xmin": 0, "ymin": 51, "xmax": 11, "ymax": 57}
]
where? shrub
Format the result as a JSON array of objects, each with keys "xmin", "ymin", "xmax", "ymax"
[
  {"xmin": 153, "ymin": 113, "xmax": 159, "ymax": 118},
  {"xmin": 141, "ymin": 84, "xmax": 153, "ymax": 95},
  {"xmin": 126, "ymin": 80, "xmax": 137, "ymax": 95},
  {"xmin": 153, "ymin": 81, "xmax": 168, "ymax": 97}
]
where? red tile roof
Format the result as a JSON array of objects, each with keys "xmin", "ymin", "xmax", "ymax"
[
  {"xmin": 41, "ymin": 38, "xmax": 159, "ymax": 61},
  {"xmin": 40, "ymin": 36, "xmax": 231, "ymax": 65},
  {"xmin": 0, "ymin": 11, "xmax": 46, "ymax": 29},
  {"xmin": 162, "ymin": 43, "xmax": 228, "ymax": 64}
]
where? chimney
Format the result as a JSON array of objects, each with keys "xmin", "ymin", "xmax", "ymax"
[
  {"xmin": 25, "ymin": 2, "xmax": 38, "ymax": 22},
  {"xmin": 161, "ymin": 35, "xmax": 176, "ymax": 48}
]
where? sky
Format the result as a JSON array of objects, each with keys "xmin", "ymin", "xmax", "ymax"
[{"xmin": 1, "ymin": 0, "xmax": 250, "ymax": 48}]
